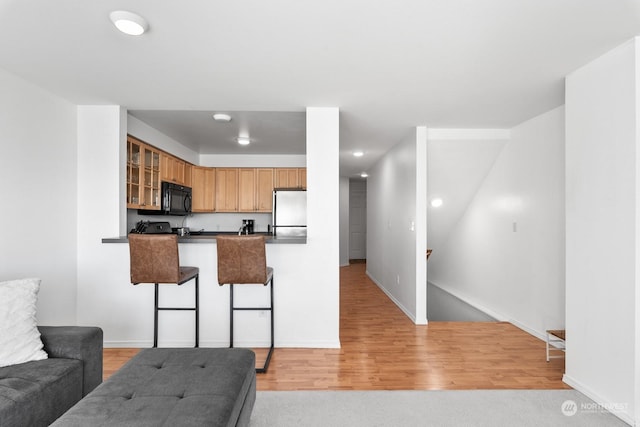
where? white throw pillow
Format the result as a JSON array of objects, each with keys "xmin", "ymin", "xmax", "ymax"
[{"xmin": 0, "ymin": 278, "xmax": 48, "ymax": 367}]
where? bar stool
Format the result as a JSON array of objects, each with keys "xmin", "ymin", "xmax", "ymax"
[
  {"xmin": 128, "ymin": 234, "xmax": 199, "ymax": 348},
  {"xmin": 216, "ymin": 235, "xmax": 274, "ymax": 373}
]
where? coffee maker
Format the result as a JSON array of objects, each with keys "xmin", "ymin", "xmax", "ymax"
[{"xmin": 241, "ymin": 219, "xmax": 254, "ymax": 234}]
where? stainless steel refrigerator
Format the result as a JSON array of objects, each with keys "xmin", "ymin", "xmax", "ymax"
[{"xmin": 272, "ymin": 189, "xmax": 307, "ymax": 237}]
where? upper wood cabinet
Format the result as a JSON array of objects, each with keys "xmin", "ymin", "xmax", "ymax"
[
  {"xmin": 256, "ymin": 168, "xmax": 275, "ymax": 212},
  {"xmin": 275, "ymin": 167, "xmax": 306, "ymax": 189},
  {"xmin": 183, "ymin": 163, "xmax": 193, "ymax": 187},
  {"xmin": 191, "ymin": 166, "xmax": 216, "ymax": 212},
  {"xmin": 215, "ymin": 168, "xmax": 239, "ymax": 212},
  {"xmin": 127, "ymin": 136, "xmax": 161, "ymax": 210},
  {"xmin": 238, "ymin": 169, "xmax": 256, "ymax": 212},
  {"xmin": 161, "ymin": 153, "xmax": 192, "ymax": 186},
  {"xmin": 192, "ymin": 167, "xmax": 276, "ymax": 213},
  {"xmin": 275, "ymin": 168, "xmax": 298, "ymax": 188},
  {"xmin": 235, "ymin": 168, "xmax": 276, "ymax": 212},
  {"xmin": 298, "ymin": 168, "xmax": 306, "ymax": 189},
  {"xmin": 130, "ymin": 157, "xmax": 302, "ymax": 213},
  {"xmin": 160, "ymin": 153, "xmax": 173, "ymax": 182}
]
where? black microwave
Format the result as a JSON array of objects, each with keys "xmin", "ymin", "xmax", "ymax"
[{"xmin": 138, "ymin": 182, "xmax": 192, "ymax": 216}]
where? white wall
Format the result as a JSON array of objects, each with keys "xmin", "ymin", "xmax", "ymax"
[
  {"xmin": 366, "ymin": 127, "xmax": 427, "ymax": 324},
  {"xmin": 304, "ymin": 107, "xmax": 341, "ymax": 343},
  {"xmin": 339, "ymin": 176, "xmax": 350, "ymax": 266},
  {"xmin": 427, "ymin": 282, "xmax": 497, "ymax": 322},
  {"xmin": 0, "ymin": 68, "xmax": 78, "ymax": 325},
  {"xmin": 128, "ymin": 115, "xmax": 199, "ymax": 165},
  {"xmin": 427, "ymin": 129, "xmax": 509, "ymax": 252},
  {"xmin": 565, "ymin": 38, "xmax": 638, "ymax": 425},
  {"xmin": 76, "ymin": 106, "xmax": 128, "ymax": 333},
  {"xmin": 427, "ymin": 107, "xmax": 565, "ymax": 338},
  {"xmin": 74, "ymin": 106, "xmax": 341, "ymax": 348},
  {"xmin": 200, "ymin": 154, "xmax": 306, "ymax": 168}
]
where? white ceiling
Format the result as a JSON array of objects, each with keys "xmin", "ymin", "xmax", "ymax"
[
  {"xmin": 129, "ymin": 110, "xmax": 306, "ymax": 155},
  {"xmin": 0, "ymin": 1, "xmax": 639, "ymax": 176}
]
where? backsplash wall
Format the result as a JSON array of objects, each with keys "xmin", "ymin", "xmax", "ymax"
[{"xmin": 127, "ymin": 210, "xmax": 272, "ymax": 234}]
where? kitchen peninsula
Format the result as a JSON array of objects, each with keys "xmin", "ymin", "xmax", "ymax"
[
  {"xmin": 99, "ymin": 229, "xmax": 310, "ymax": 350},
  {"xmin": 71, "ymin": 108, "xmax": 339, "ymax": 353}
]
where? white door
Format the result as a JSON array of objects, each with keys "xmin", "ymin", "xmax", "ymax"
[{"xmin": 349, "ymin": 181, "xmax": 367, "ymax": 260}]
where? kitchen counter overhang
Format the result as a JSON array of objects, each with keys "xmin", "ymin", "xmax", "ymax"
[{"xmin": 102, "ymin": 233, "xmax": 306, "ymax": 244}]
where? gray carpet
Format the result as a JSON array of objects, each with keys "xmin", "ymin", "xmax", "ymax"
[{"xmin": 250, "ymin": 390, "xmax": 629, "ymax": 426}]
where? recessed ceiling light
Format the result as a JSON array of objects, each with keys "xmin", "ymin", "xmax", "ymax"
[
  {"xmin": 237, "ymin": 137, "xmax": 251, "ymax": 146},
  {"xmin": 360, "ymin": 172, "xmax": 369, "ymax": 178},
  {"xmin": 109, "ymin": 11, "xmax": 149, "ymax": 36},
  {"xmin": 213, "ymin": 113, "xmax": 232, "ymax": 122},
  {"xmin": 431, "ymin": 198, "xmax": 443, "ymax": 208},
  {"xmin": 353, "ymin": 151, "xmax": 364, "ymax": 157}
]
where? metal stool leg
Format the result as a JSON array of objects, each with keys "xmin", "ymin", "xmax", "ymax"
[
  {"xmin": 153, "ymin": 283, "xmax": 159, "ymax": 348},
  {"xmin": 227, "ymin": 278, "xmax": 275, "ymax": 373},
  {"xmin": 153, "ymin": 278, "xmax": 199, "ymax": 348},
  {"xmin": 230, "ymin": 284, "xmax": 234, "ymax": 348},
  {"xmin": 257, "ymin": 276, "xmax": 275, "ymax": 374},
  {"xmin": 195, "ymin": 275, "xmax": 199, "ymax": 348}
]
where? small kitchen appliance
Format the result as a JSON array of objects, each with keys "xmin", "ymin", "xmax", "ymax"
[
  {"xmin": 240, "ymin": 219, "xmax": 254, "ymax": 234},
  {"xmin": 138, "ymin": 182, "xmax": 192, "ymax": 216},
  {"xmin": 131, "ymin": 221, "xmax": 173, "ymax": 234}
]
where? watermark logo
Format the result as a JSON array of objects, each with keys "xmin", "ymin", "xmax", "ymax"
[
  {"xmin": 561, "ymin": 399, "xmax": 628, "ymax": 416},
  {"xmin": 561, "ymin": 400, "xmax": 578, "ymax": 417}
]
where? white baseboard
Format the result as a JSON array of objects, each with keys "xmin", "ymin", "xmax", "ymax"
[
  {"xmin": 274, "ymin": 340, "xmax": 341, "ymax": 348},
  {"xmin": 508, "ymin": 318, "xmax": 547, "ymax": 342},
  {"xmin": 104, "ymin": 341, "xmax": 152, "ymax": 348},
  {"xmin": 366, "ymin": 270, "xmax": 418, "ymax": 324},
  {"xmin": 562, "ymin": 374, "xmax": 634, "ymax": 425},
  {"xmin": 427, "ymin": 281, "xmax": 505, "ymax": 322},
  {"xmin": 104, "ymin": 339, "xmax": 342, "ymax": 349},
  {"xmin": 427, "ymin": 280, "xmax": 551, "ymax": 343}
]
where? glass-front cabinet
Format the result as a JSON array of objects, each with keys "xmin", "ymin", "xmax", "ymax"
[{"xmin": 127, "ymin": 136, "xmax": 161, "ymax": 210}]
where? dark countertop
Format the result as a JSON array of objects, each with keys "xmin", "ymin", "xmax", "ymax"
[{"xmin": 102, "ymin": 232, "xmax": 306, "ymax": 244}]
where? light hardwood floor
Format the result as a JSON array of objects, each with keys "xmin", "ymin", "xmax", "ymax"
[{"xmin": 104, "ymin": 263, "xmax": 568, "ymax": 390}]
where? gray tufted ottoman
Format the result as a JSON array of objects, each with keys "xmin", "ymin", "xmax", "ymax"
[{"xmin": 51, "ymin": 348, "xmax": 256, "ymax": 427}]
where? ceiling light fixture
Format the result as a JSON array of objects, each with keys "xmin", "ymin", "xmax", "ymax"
[
  {"xmin": 360, "ymin": 172, "xmax": 369, "ymax": 178},
  {"xmin": 110, "ymin": 11, "xmax": 149, "ymax": 36},
  {"xmin": 237, "ymin": 137, "xmax": 251, "ymax": 146},
  {"xmin": 213, "ymin": 113, "xmax": 232, "ymax": 122},
  {"xmin": 431, "ymin": 198, "xmax": 443, "ymax": 208},
  {"xmin": 353, "ymin": 151, "xmax": 364, "ymax": 157}
]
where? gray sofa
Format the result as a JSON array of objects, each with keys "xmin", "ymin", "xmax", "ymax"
[{"xmin": 0, "ymin": 326, "xmax": 103, "ymax": 427}]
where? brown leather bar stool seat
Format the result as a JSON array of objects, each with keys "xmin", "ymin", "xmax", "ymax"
[
  {"xmin": 216, "ymin": 235, "xmax": 274, "ymax": 373},
  {"xmin": 128, "ymin": 234, "xmax": 199, "ymax": 348}
]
